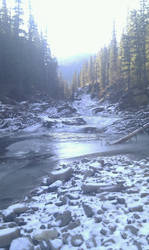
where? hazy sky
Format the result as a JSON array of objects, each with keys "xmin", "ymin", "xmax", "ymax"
[{"xmin": 31, "ymin": 0, "xmax": 139, "ymax": 59}]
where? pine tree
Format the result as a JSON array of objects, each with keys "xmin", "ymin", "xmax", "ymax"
[
  {"xmin": 13, "ymin": 0, "xmax": 24, "ymax": 37},
  {"xmin": 139, "ymin": 0, "xmax": 149, "ymax": 87},
  {"xmin": 109, "ymin": 22, "xmax": 118, "ymax": 85},
  {"xmin": 120, "ymin": 32, "xmax": 131, "ymax": 90}
]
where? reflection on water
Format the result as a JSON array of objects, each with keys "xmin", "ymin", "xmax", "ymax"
[{"xmin": 55, "ymin": 140, "xmax": 106, "ymax": 159}]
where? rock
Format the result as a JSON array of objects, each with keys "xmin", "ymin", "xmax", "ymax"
[
  {"xmin": 62, "ymin": 233, "xmax": 70, "ymax": 245},
  {"xmin": 0, "ymin": 228, "xmax": 20, "ymax": 248},
  {"xmin": 97, "ymin": 209, "xmax": 104, "ymax": 215},
  {"xmin": 2, "ymin": 203, "xmax": 27, "ymax": 222},
  {"xmin": 57, "ymin": 105, "xmax": 77, "ymax": 115},
  {"xmin": 67, "ymin": 194, "xmax": 80, "ymax": 200},
  {"xmin": 43, "ymin": 120, "xmax": 57, "ymax": 128},
  {"xmin": 109, "ymin": 225, "xmax": 117, "ymax": 233},
  {"xmin": 92, "ymin": 107, "xmax": 104, "ymax": 114},
  {"xmin": 117, "ymin": 198, "xmax": 126, "ymax": 204},
  {"xmin": 48, "ymin": 239, "xmax": 63, "ymax": 250},
  {"xmin": 47, "ymin": 180, "xmax": 62, "ymax": 192},
  {"xmin": 83, "ymin": 169, "xmax": 95, "ymax": 179},
  {"xmin": 102, "ymin": 239, "xmax": 115, "ymax": 246},
  {"xmin": 71, "ymin": 235, "xmax": 84, "ymax": 247},
  {"xmin": 100, "ymin": 229, "xmax": 107, "ymax": 236},
  {"xmin": 83, "ymin": 127, "xmax": 99, "ymax": 133},
  {"xmin": 107, "ymin": 196, "xmax": 116, "ymax": 201},
  {"xmin": 146, "ymin": 235, "xmax": 149, "ymax": 244},
  {"xmin": 47, "ymin": 168, "xmax": 73, "ymax": 185},
  {"xmin": 54, "ymin": 211, "xmax": 72, "ymax": 227},
  {"xmin": 82, "ymin": 203, "xmax": 94, "ymax": 217},
  {"xmin": 121, "ymin": 232, "xmax": 127, "ymax": 239},
  {"xmin": 81, "ymin": 183, "xmax": 101, "ymax": 194},
  {"xmin": 133, "ymin": 214, "xmax": 140, "ymax": 220},
  {"xmin": 140, "ymin": 193, "xmax": 149, "ymax": 198},
  {"xmin": 81, "ymin": 158, "xmax": 90, "ymax": 163},
  {"xmin": 133, "ymin": 240, "xmax": 143, "ymax": 250},
  {"xmin": 14, "ymin": 218, "xmax": 26, "ymax": 226},
  {"xmin": 95, "ymin": 217, "xmax": 102, "ymax": 223},
  {"xmin": 62, "ymin": 117, "xmax": 86, "ymax": 126},
  {"xmin": 129, "ymin": 205, "xmax": 143, "ymax": 212},
  {"xmin": 33, "ymin": 229, "xmax": 59, "ymax": 242},
  {"xmin": 55, "ymin": 195, "xmax": 67, "ymax": 207},
  {"xmin": 9, "ymin": 237, "xmax": 34, "ymax": 250},
  {"xmin": 125, "ymin": 225, "xmax": 139, "ymax": 235},
  {"xmin": 0, "ymin": 222, "xmax": 17, "ymax": 229},
  {"xmin": 67, "ymin": 220, "xmax": 80, "ymax": 230}
]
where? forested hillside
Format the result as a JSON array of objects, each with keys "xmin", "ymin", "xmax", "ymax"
[
  {"xmin": 71, "ymin": 0, "xmax": 149, "ymax": 107},
  {"xmin": 0, "ymin": 0, "xmax": 61, "ymax": 100},
  {"xmin": 59, "ymin": 54, "xmax": 92, "ymax": 82}
]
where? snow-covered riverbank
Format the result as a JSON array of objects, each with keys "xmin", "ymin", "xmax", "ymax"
[
  {"xmin": 0, "ymin": 155, "xmax": 149, "ymax": 249},
  {"xmin": 0, "ymin": 88, "xmax": 149, "ymax": 249}
]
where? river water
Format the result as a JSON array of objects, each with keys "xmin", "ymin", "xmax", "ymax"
[{"xmin": 0, "ymin": 99, "xmax": 149, "ymax": 209}]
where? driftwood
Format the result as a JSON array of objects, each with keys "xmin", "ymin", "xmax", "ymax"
[
  {"xmin": 81, "ymin": 183, "xmax": 126, "ymax": 194},
  {"xmin": 112, "ymin": 122, "xmax": 149, "ymax": 145}
]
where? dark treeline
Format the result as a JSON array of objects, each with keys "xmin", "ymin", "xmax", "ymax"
[
  {"xmin": 0, "ymin": 0, "xmax": 62, "ymax": 100},
  {"xmin": 71, "ymin": 0, "xmax": 149, "ymax": 105}
]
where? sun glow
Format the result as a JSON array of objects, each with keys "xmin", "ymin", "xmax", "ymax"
[{"xmin": 31, "ymin": 0, "xmax": 139, "ymax": 59}]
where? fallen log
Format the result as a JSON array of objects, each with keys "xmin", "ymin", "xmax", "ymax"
[
  {"xmin": 112, "ymin": 122, "xmax": 149, "ymax": 145},
  {"xmin": 81, "ymin": 183, "xmax": 126, "ymax": 194}
]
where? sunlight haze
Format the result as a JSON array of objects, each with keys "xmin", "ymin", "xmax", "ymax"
[{"xmin": 31, "ymin": 0, "xmax": 139, "ymax": 59}]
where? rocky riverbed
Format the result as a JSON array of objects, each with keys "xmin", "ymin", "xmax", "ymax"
[
  {"xmin": 0, "ymin": 155, "xmax": 149, "ymax": 249},
  {"xmin": 0, "ymin": 88, "xmax": 149, "ymax": 249}
]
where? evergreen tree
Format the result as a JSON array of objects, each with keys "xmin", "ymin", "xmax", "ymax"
[
  {"xmin": 120, "ymin": 32, "xmax": 131, "ymax": 90},
  {"xmin": 109, "ymin": 22, "xmax": 118, "ymax": 85},
  {"xmin": 0, "ymin": 0, "xmax": 60, "ymax": 100}
]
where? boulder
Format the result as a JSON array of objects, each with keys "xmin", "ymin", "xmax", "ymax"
[
  {"xmin": 9, "ymin": 237, "xmax": 34, "ymax": 250},
  {"xmin": 92, "ymin": 107, "xmax": 104, "ymax": 114},
  {"xmin": 0, "ymin": 228, "xmax": 20, "ymax": 248},
  {"xmin": 54, "ymin": 211, "xmax": 72, "ymax": 227},
  {"xmin": 48, "ymin": 239, "xmax": 63, "ymax": 250},
  {"xmin": 82, "ymin": 203, "xmax": 94, "ymax": 217},
  {"xmin": 71, "ymin": 235, "xmax": 84, "ymax": 247},
  {"xmin": 57, "ymin": 105, "xmax": 77, "ymax": 114},
  {"xmin": 83, "ymin": 127, "xmax": 98, "ymax": 133},
  {"xmin": 33, "ymin": 229, "xmax": 59, "ymax": 242},
  {"xmin": 125, "ymin": 225, "xmax": 139, "ymax": 235},
  {"xmin": 42, "ymin": 120, "xmax": 57, "ymax": 128},
  {"xmin": 47, "ymin": 180, "xmax": 62, "ymax": 192},
  {"xmin": 2, "ymin": 204, "xmax": 27, "ymax": 222},
  {"xmin": 83, "ymin": 127, "xmax": 106, "ymax": 133},
  {"xmin": 47, "ymin": 168, "xmax": 73, "ymax": 185},
  {"xmin": 62, "ymin": 117, "xmax": 86, "ymax": 126},
  {"xmin": 129, "ymin": 205, "xmax": 143, "ymax": 212}
]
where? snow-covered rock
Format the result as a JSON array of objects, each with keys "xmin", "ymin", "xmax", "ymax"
[
  {"xmin": 3, "ymin": 203, "xmax": 27, "ymax": 217},
  {"xmin": 33, "ymin": 229, "xmax": 59, "ymax": 242},
  {"xmin": 9, "ymin": 237, "xmax": 34, "ymax": 250},
  {"xmin": 47, "ymin": 167, "xmax": 73, "ymax": 185},
  {"xmin": 2, "ymin": 203, "xmax": 27, "ymax": 222},
  {"xmin": 0, "ymin": 227, "xmax": 20, "ymax": 248}
]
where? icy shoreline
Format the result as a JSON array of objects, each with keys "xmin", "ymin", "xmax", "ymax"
[{"xmin": 0, "ymin": 155, "xmax": 149, "ymax": 249}]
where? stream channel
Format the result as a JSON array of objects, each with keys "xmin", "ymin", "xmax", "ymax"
[{"xmin": 0, "ymin": 106, "xmax": 149, "ymax": 209}]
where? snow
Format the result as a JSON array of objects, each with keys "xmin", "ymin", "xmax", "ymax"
[{"xmin": 9, "ymin": 237, "xmax": 33, "ymax": 250}]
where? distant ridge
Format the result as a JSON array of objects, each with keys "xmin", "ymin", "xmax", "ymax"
[{"xmin": 59, "ymin": 53, "xmax": 93, "ymax": 82}]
